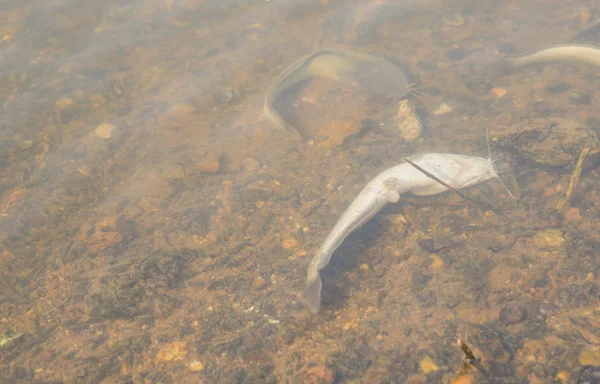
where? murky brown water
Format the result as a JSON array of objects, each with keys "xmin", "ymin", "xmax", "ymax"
[{"xmin": 2, "ymin": 0, "xmax": 600, "ymax": 382}]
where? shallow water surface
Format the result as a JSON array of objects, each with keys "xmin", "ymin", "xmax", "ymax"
[{"xmin": 1, "ymin": 0, "xmax": 600, "ymax": 382}]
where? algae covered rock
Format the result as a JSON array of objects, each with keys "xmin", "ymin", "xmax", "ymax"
[{"xmin": 489, "ymin": 118, "xmax": 600, "ymax": 169}]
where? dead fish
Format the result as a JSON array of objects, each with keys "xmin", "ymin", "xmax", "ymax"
[
  {"xmin": 475, "ymin": 44, "xmax": 600, "ymax": 78},
  {"xmin": 306, "ymin": 152, "xmax": 501, "ymax": 314},
  {"xmin": 263, "ymin": 49, "xmax": 412, "ymax": 140}
]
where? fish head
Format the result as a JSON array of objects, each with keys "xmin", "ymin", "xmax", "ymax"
[
  {"xmin": 407, "ymin": 153, "xmax": 499, "ymax": 193},
  {"xmin": 443, "ymin": 153, "xmax": 499, "ymax": 189}
]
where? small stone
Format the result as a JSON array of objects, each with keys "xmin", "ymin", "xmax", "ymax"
[
  {"xmin": 376, "ymin": 98, "xmax": 423, "ymax": 142},
  {"xmin": 396, "ymin": 99, "xmax": 422, "ymax": 142},
  {"xmin": 419, "ymin": 356, "xmax": 439, "ymax": 373},
  {"xmin": 84, "ymin": 231, "xmax": 124, "ymax": 253},
  {"xmin": 450, "ymin": 374, "xmax": 475, "ymax": 384},
  {"xmin": 343, "ymin": 322, "xmax": 354, "ymax": 330},
  {"xmin": 533, "ymin": 229, "xmax": 565, "ymax": 250},
  {"xmin": 77, "ymin": 165, "xmax": 93, "ymax": 177},
  {"xmin": 123, "ymin": 206, "xmax": 143, "ymax": 219},
  {"xmin": 447, "ymin": 46, "xmax": 468, "ymax": 60},
  {"xmin": 319, "ymin": 119, "xmax": 362, "ymax": 148},
  {"xmin": 564, "ymin": 207, "xmax": 581, "ymax": 223},
  {"xmin": 430, "ymin": 102, "xmax": 453, "ymax": 116},
  {"xmin": 405, "ymin": 373, "xmax": 428, "ymax": 384},
  {"xmin": 156, "ymin": 341, "xmax": 187, "ymax": 364},
  {"xmin": 378, "ymin": 214, "xmax": 408, "ymax": 236},
  {"xmin": 359, "ymin": 263, "xmax": 369, "ymax": 272},
  {"xmin": 429, "ymin": 254, "xmax": 445, "ymax": 270},
  {"xmin": 303, "ymin": 366, "xmax": 335, "ymax": 384},
  {"xmin": 242, "ymin": 157, "xmax": 261, "ymax": 172},
  {"xmin": 443, "ymin": 13, "xmax": 464, "ymax": 26},
  {"xmin": 282, "ymin": 238, "xmax": 299, "ymax": 249},
  {"xmin": 568, "ymin": 92, "xmax": 591, "ymax": 105},
  {"xmin": 252, "ymin": 278, "xmax": 266, "ymax": 290},
  {"xmin": 188, "ymin": 361, "xmax": 204, "ymax": 372},
  {"xmin": 167, "ymin": 102, "xmax": 196, "ymax": 121},
  {"xmin": 555, "ymin": 371, "xmax": 570, "ymax": 383},
  {"xmin": 416, "ymin": 238, "xmax": 436, "ymax": 253},
  {"xmin": 56, "ymin": 97, "xmax": 78, "ymax": 123},
  {"xmin": 579, "ymin": 346, "xmax": 600, "ymax": 366},
  {"xmin": 489, "ymin": 87, "xmax": 509, "ymax": 98},
  {"xmin": 214, "ymin": 89, "xmax": 236, "ymax": 104},
  {"xmin": 499, "ymin": 305, "xmax": 526, "ymax": 325},
  {"xmin": 95, "ymin": 123, "xmax": 116, "ymax": 139},
  {"xmin": 195, "ymin": 152, "xmax": 222, "ymax": 173}
]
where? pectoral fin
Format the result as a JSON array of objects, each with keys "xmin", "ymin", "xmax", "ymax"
[{"xmin": 382, "ymin": 177, "xmax": 400, "ymax": 203}]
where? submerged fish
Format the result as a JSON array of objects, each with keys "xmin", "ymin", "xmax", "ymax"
[
  {"xmin": 263, "ymin": 49, "xmax": 412, "ymax": 139},
  {"xmin": 470, "ymin": 44, "xmax": 600, "ymax": 79},
  {"xmin": 306, "ymin": 152, "xmax": 501, "ymax": 314}
]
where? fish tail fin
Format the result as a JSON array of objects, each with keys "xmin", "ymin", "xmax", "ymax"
[
  {"xmin": 306, "ymin": 266, "xmax": 322, "ymax": 314},
  {"xmin": 262, "ymin": 103, "xmax": 303, "ymax": 140}
]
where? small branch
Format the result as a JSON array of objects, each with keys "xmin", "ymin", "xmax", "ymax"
[
  {"xmin": 458, "ymin": 339, "xmax": 490, "ymax": 378},
  {"xmin": 556, "ymin": 146, "xmax": 590, "ymax": 213}
]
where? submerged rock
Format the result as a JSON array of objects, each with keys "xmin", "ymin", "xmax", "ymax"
[{"xmin": 489, "ymin": 118, "xmax": 600, "ymax": 169}]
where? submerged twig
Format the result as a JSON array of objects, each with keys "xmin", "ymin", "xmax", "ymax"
[
  {"xmin": 403, "ymin": 157, "xmax": 502, "ymax": 214},
  {"xmin": 556, "ymin": 146, "xmax": 590, "ymax": 213},
  {"xmin": 458, "ymin": 339, "xmax": 490, "ymax": 378}
]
